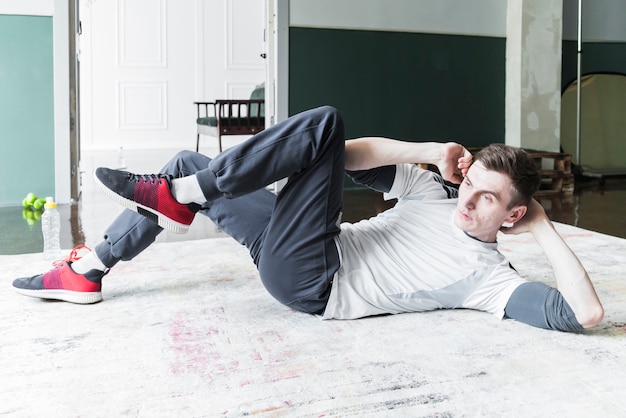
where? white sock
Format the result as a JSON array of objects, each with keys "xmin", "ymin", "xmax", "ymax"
[
  {"xmin": 72, "ymin": 251, "xmax": 107, "ymax": 274},
  {"xmin": 171, "ymin": 175, "xmax": 206, "ymax": 204}
]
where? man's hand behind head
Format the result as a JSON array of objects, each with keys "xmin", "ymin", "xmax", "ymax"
[{"xmin": 438, "ymin": 142, "xmax": 473, "ymax": 184}]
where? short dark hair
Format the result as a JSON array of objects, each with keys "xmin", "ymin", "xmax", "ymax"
[{"xmin": 474, "ymin": 144, "xmax": 540, "ymax": 208}]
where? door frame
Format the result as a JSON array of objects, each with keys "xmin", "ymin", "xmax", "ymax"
[
  {"xmin": 266, "ymin": 0, "xmax": 289, "ymax": 124},
  {"xmin": 53, "ymin": 0, "xmax": 73, "ymax": 204},
  {"xmin": 69, "ymin": 0, "xmax": 81, "ymax": 202}
]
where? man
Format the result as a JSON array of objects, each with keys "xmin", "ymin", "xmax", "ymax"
[{"xmin": 13, "ymin": 106, "xmax": 604, "ymax": 331}]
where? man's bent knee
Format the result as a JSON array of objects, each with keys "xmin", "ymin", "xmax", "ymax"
[{"xmin": 262, "ymin": 279, "xmax": 331, "ymax": 315}]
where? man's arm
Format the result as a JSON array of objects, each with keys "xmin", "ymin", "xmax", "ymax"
[
  {"xmin": 344, "ymin": 137, "xmax": 472, "ymax": 184},
  {"xmin": 501, "ymin": 199, "xmax": 604, "ymax": 328}
]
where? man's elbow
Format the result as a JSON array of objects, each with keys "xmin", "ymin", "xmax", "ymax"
[{"xmin": 579, "ymin": 303, "xmax": 605, "ymax": 329}]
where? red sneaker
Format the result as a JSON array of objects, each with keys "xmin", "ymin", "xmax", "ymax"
[
  {"xmin": 12, "ymin": 246, "xmax": 105, "ymax": 304},
  {"xmin": 94, "ymin": 168, "xmax": 199, "ymax": 234}
]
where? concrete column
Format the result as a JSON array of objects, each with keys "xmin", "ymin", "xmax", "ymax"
[{"xmin": 506, "ymin": 0, "xmax": 563, "ymax": 152}]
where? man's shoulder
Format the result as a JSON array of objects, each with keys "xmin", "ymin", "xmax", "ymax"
[{"xmin": 393, "ymin": 164, "xmax": 458, "ymax": 201}]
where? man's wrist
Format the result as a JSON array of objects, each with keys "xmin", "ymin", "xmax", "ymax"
[{"xmin": 530, "ymin": 216, "xmax": 554, "ymax": 237}]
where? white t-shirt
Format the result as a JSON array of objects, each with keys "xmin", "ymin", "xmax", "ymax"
[{"xmin": 322, "ymin": 164, "xmax": 527, "ymax": 320}]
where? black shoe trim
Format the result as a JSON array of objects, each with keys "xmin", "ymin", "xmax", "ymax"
[{"xmin": 138, "ymin": 207, "xmax": 159, "ymax": 224}]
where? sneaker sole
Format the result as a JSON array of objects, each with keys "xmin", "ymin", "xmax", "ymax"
[
  {"xmin": 13, "ymin": 287, "xmax": 102, "ymax": 304},
  {"xmin": 94, "ymin": 171, "xmax": 190, "ymax": 234}
]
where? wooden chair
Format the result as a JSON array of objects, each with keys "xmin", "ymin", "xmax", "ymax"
[{"xmin": 194, "ymin": 85, "xmax": 265, "ymax": 152}]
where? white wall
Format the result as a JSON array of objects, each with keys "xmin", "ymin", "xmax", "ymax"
[
  {"xmin": 290, "ymin": 0, "xmax": 626, "ymax": 43},
  {"xmin": 290, "ymin": 0, "xmax": 506, "ymax": 37},
  {"xmin": 0, "ymin": 0, "xmax": 53, "ymax": 15},
  {"xmin": 563, "ymin": 0, "xmax": 626, "ymax": 42}
]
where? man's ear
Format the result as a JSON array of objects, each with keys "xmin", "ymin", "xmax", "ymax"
[{"xmin": 505, "ymin": 205, "xmax": 527, "ymax": 224}]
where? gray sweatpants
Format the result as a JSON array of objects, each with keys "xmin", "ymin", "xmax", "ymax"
[{"xmin": 95, "ymin": 106, "xmax": 344, "ymax": 314}]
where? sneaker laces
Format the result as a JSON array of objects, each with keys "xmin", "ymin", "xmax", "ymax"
[
  {"xmin": 128, "ymin": 173, "xmax": 173, "ymax": 187},
  {"xmin": 52, "ymin": 244, "xmax": 93, "ymax": 267}
]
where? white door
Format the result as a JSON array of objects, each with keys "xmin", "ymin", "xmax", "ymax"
[
  {"xmin": 79, "ymin": 0, "xmax": 265, "ymax": 152},
  {"xmin": 198, "ymin": 0, "xmax": 266, "ymax": 103}
]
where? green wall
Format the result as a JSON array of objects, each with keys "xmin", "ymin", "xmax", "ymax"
[
  {"xmin": 562, "ymin": 40, "xmax": 626, "ymax": 88},
  {"xmin": 0, "ymin": 15, "xmax": 55, "ymax": 206},
  {"xmin": 289, "ymin": 27, "xmax": 506, "ymax": 148}
]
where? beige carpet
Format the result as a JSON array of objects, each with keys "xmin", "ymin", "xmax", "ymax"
[{"xmin": 1, "ymin": 223, "xmax": 626, "ymax": 417}]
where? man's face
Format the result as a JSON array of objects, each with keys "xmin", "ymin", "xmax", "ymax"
[{"xmin": 453, "ymin": 161, "xmax": 522, "ymax": 242}]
